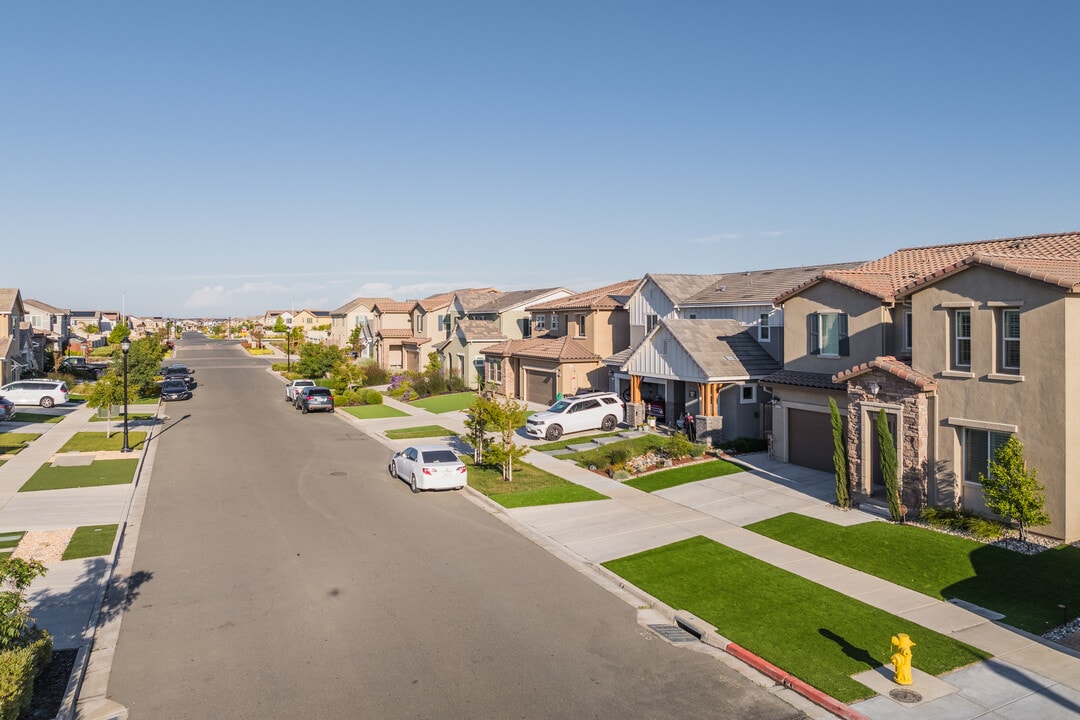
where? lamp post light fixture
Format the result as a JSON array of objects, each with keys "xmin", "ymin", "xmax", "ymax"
[{"xmin": 120, "ymin": 337, "xmax": 132, "ymax": 453}]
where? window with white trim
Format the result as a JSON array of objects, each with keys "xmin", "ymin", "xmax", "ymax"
[
  {"xmin": 758, "ymin": 313, "xmax": 771, "ymax": 342},
  {"xmin": 809, "ymin": 312, "xmax": 848, "ymax": 356},
  {"xmin": 953, "ymin": 309, "xmax": 971, "ymax": 369},
  {"xmin": 1000, "ymin": 308, "xmax": 1020, "ymax": 372},
  {"xmin": 486, "ymin": 359, "xmax": 502, "ymax": 384},
  {"xmin": 550, "ymin": 314, "xmax": 559, "ymax": 332},
  {"xmin": 576, "ymin": 314, "xmax": 586, "ymax": 338},
  {"xmin": 646, "ymin": 314, "xmax": 658, "ymax": 333},
  {"xmin": 903, "ymin": 311, "xmax": 912, "ymax": 354},
  {"xmin": 534, "ymin": 315, "xmax": 545, "ymax": 331},
  {"xmin": 740, "ymin": 385, "xmax": 756, "ymax": 404},
  {"xmin": 963, "ymin": 428, "xmax": 1011, "ymax": 485}
]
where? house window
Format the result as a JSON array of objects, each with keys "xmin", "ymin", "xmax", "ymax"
[
  {"xmin": 740, "ymin": 385, "xmax": 756, "ymax": 404},
  {"xmin": 416, "ymin": 314, "xmax": 424, "ymax": 333},
  {"xmin": 903, "ymin": 311, "xmax": 912, "ymax": 353},
  {"xmin": 486, "ymin": 359, "xmax": 502, "ymax": 384},
  {"xmin": 809, "ymin": 312, "xmax": 848, "ymax": 356},
  {"xmin": 1000, "ymin": 309, "xmax": 1020, "ymax": 371},
  {"xmin": 661, "ymin": 340, "xmax": 669, "ymax": 356},
  {"xmin": 550, "ymin": 314, "xmax": 559, "ymax": 332},
  {"xmin": 647, "ymin": 314, "xmax": 659, "ymax": 332},
  {"xmin": 758, "ymin": 313, "xmax": 771, "ymax": 342},
  {"xmin": 963, "ymin": 428, "xmax": 1011, "ymax": 485},
  {"xmin": 535, "ymin": 315, "xmax": 545, "ymax": 331},
  {"xmin": 953, "ymin": 309, "xmax": 971, "ymax": 369},
  {"xmin": 576, "ymin": 314, "xmax": 586, "ymax": 338}
]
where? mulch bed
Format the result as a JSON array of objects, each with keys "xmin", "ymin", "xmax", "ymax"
[{"xmin": 18, "ymin": 648, "xmax": 77, "ymax": 720}]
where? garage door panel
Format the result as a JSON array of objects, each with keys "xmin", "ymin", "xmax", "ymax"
[
  {"xmin": 788, "ymin": 408, "xmax": 838, "ymax": 473},
  {"xmin": 526, "ymin": 372, "xmax": 556, "ymax": 406}
]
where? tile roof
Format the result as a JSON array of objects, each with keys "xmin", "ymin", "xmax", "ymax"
[
  {"xmin": 456, "ymin": 319, "xmax": 506, "ymax": 342},
  {"xmin": 661, "ymin": 319, "xmax": 781, "ymax": 380},
  {"xmin": 480, "ymin": 336, "xmax": 600, "ymax": 362},
  {"xmin": 330, "ymin": 297, "xmax": 395, "ymax": 315},
  {"xmin": 777, "ymin": 231, "xmax": 1080, "ymax": 303},
  {"xmin": 372, "ymin": 301, "xmax": 416, "ymax": 314},
  {"xmin": 759, "ymin": 370, "xmax": 846, "ymax": 391},
  {"xmin": 833, "ymin": 356, "xmax": 937, "ymax": 391},
  {"xmin": 451, "ymin": 288, "xmax": 504, "ymax": 312},
  {"xmin": 377, "ymin": 328, "xmax": 418, "ymax": 339},
  {"xmin": 681, "ymin": 263, "xmax": 864, "ymax": 306},
  {"xmin": 419, "ymin": 288, "xmax": 500, "ymax": 312},
  {"xmin": 469, "ymin": 288, "xmax": 567, "ymax": 314},
  {"xmin": 526, "ymin": 279, "xmax": 638, "ymax": 312}
]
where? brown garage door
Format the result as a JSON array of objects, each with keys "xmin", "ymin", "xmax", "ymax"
[
  {"xmin": 525, "ymin": 371, "xmax": 557, "ymax": 406},
  {"xmin": 788, "ymin": 408, "xmax": 838, "ymax": 473}
]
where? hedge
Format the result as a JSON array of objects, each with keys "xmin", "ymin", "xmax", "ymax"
[{"xmin": 0, "ymin": 631, "xmax": 53, "ymax": 720}]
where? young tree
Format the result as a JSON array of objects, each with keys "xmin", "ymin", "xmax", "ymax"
[
  {"xmin": 272, "ymin": 316, "xmax": 288, "ymax": 334},
  {"xmin": 464, "ymin": 395, "xmax": 497, "ymax": 464},
  {"xmin": 108, "ymin": 323, "xmax": 131, "ymax": 345},
  {"xmin": 0, "ymin": 557, "xmax": 48, "ymax": 652},
  {"xmin": 482, "ymin": 395, "xmax": 530, "ymax": 481},
  {"xmin": 348, "ymin": 326, "xmax": 363, "ymax": 354},
  {"xmin": 829, "ymin": 398, "xmax": 850, "ymax": 508},
  {"xmin": 296, "ymin": 343, "xmax": 346, "ymax": 378},
  {"xmin": 86, "ymin": 371, "xmax": 125, "ymax": 437},
  {"xmin": 110, "ymin": 336, "xmax": 166, "ymax": 398},
  {"xmin": 875, "ymin": 409, "xmax": 902, "ymax": 521},
  {"xmin": 979, "ymin": 436, "xmax": 1050, "ymax": 542}
]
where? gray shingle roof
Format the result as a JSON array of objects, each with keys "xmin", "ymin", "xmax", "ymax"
[
  {"xmin": 663, "ymin": 319, "xmax": 780, "ymax": 380},
  {"xmin": 681, "ymin": 263, "xmax": 864, "ymax": 306}
]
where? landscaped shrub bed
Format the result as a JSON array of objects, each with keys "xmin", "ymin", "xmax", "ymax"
[
  {"xmin": 561, "ymin": 435, "xmax": 708, "ymax": 476},
  {"xmin": 0, "ymin": 632, "xmax": 52, "ymax": 720}
]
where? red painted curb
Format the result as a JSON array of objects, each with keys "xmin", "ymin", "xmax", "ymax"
[{"xmin": 725, "ymin": 643, "xmax": 872, "ymax": 720}]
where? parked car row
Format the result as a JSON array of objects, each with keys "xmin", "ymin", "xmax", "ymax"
[{"xmin": 290, "ymin": 383, "xmax": 334, "ymax": 414}]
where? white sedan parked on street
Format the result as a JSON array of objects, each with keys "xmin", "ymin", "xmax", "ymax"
[{"xmin": 388, "ymin": 445, "xmax": 468, "ymax": 493}]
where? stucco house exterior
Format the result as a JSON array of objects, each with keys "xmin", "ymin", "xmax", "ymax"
[
  {"xmin": 328, "ymin": 296, "xmax": 394, "ymax": 354},
  {"xmin": 481, "ymin": 279, "xmax": 637, "ymax": 405},
  {"xmin": 762, "ymin": 231, "xmax": 1080, "ymax": 542},
  {"xmin": 0, "ymin": 289, "xmax": 31, "ymax": 385},
  {"xmin": 24, "ymin": 298, "xmax": 71, "ymax": 369},
  {"xmin": 438, "ymin": 287, "xmax": 572, "ymax": 389}
]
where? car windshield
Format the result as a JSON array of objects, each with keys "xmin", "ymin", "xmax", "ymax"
[
  {"xmin": 163, "ymin": 381, "xmax": 186, "ymax": 390},
  {"xmin": 547, "ymin": 400, "xmax": 572, "ymax": 413},
  {"xmin": 308, "ymin": 388, "xmax": 331, "ymax": 397},
  {"xmin": 421, "ymin": 450, "xmax": 458, "ymax": 463}
]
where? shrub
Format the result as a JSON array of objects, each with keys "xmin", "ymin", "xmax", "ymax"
[
  {"xmin": 359, "ymin": 389, "xmax": 383, "ymax": 405},
  {"xmin": 612, "ymin": 469, "xmax": 631, "ymax": 481},
  {"xmin": 387, "ymin": 374, "xmax": 414, "ymax": 400},
  {"xmin": 718, "ymin": 437, "xmax": 768, "ymax": 454},
  {"xmin": 606, "ymin": 446, "xmax": 632, "ymax": 467},
  {"xmin": 663, "ymin": 432, "xmax": 697, "ymax": 459},
  {"xmin": 0, "ymin": 630, "xmax": 52, "ymax": 720},
  {"xmin": 359, "ymin": 361, "xmax": 389, "ymax": 387},
  {"xmin": 919, "ymin": 507, "xmax": 1006, "ymax": 541}
]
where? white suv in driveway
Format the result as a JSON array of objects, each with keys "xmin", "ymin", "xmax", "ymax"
[
  {"xmin": 0, "ymin": 380, "xmax": 69, "ymax": 408},
  {"xmin": 525, "ymin": 391, "xmax": 625, "ymax": 441}
]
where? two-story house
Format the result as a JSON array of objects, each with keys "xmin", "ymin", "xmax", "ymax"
[
  {"xmin": 328, "ymin": 296, "xmax": 394, "ymax": 354},
  {"xmin": 763, "ymin": 231, "xmax": 1080, "ymax": 542},
  {"xmin": 24, "ymin": 298, "xmax": 71, "ymax": 370},
  {"xmin": 481, "ymin": 280, "xmax": 637, "ymax": 405},
  {"xmin": 438, "ymin": 288, "xmax": 572, "ymax": 389},
  {"xmin": 0, "ymin": 289, "xmax": 31, "ymax": 385}
]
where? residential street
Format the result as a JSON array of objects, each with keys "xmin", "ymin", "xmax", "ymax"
[{"xmin": 105, "ymin": 337, "xmax": 806, "ymax": 719}]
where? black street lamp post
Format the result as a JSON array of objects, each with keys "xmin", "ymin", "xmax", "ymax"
[{"xmin": 121, "ymin": 338, "xmax": 132, "ymax": 453}]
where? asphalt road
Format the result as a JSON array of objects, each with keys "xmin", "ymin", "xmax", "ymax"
[{"xmin": 107, "ymin": 336, "xmax": 806, "ymax": 719}]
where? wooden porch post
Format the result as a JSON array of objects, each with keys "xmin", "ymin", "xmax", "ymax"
[{"xmin": 630, "ymin": 375, "xmax": 642, "ymax": 403}]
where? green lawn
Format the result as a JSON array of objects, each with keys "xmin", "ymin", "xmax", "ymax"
[
  {"xmin": 604, "ymin": 536, "xmax": 990, "ymax": 703},
  {"xmin": 625, "ymin": 459, "xmax": 744, "ymax": 492},
  {"xmin": 0, "ymin": 433, "xmax": 39, "ymax": 456},
  {"xmin": 385, "ymin": 425, "xmax": 458, "ymax": 440},
  {"xmin": 342, "ymin": 404, "xmax": 409, "ymax": 419},
  {"xmin": 10, "ymin": 412, "xmax": 64, "ymax": 424},
  {"xmin": 62, "ymin": 524, "xmax": 119, "ymax": 560},
  {"xmin": 746, "ymin": 513, "xmax": 1080, "ymax": 634},
  {"xmin": 21, "ymin": 459, "xmax": 139, "ymax": 492},
  {"xmin": 0, "ymin": 531, "xmax": 25, "ymax": 559},
  {"xmin": 466, "ymin": 457, "xmax": 608, "ymax": 507},
  {"xmin": 58, "ymin": 431, "xmax": 147, "ymax": 453},
  {"xmin": 409, "ymin": 392, "xmax": 477, "ymax": 414}
]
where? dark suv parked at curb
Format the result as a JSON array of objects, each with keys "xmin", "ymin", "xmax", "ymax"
[{"xmin": 297, "ymin": 386, "xmax": 334, "ymax": 414}]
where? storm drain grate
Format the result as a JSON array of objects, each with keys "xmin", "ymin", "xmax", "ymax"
[{"xmin": 647, "ymin": 624, "xmax": 700, "ymax": 643}]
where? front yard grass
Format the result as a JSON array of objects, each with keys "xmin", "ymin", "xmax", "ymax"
[
  {"xmin": 58, "ymin": 431, "xmax": 147, "ymax": 453},
  {"xmin": 10, "ymin": 412, "xmax": 64, "ymax": 424},
  {"xmin": 384, "ymin": 425, "xmax": 457, "ymax": 440},
  {"xmin": 624, "ymin": 458, "xmax": 743, "ymax": 492},
  {"xmin": 603, "ymin": 536, "xmax": 990, "ymax": 704},
  {"xmin": 62, "ymin": 524, "xmax": 119, "ymax": 560},
  {"xmin": 0, "ymin": 532, "xmax": 25, "ymax": 559},
  {"xmin": 408, "ymin": 392, "xmax": 477, "ymax": 414},
  {"xmin": 20, "ymin": 459, "xmax": 139, "ymax": 492},
  {"xmin": 465, "ymin": 457, "xmax": 608, "ymax": 508},
  {"xmin": 746, "ymin": 513, "xmax": 1080, "ymax": 634},
  {"xmin": 0, "ymin": 433, "xmax": 39, "ymax": 456},
  {"xmin": 532, "ymin": 432, "xmax": 622, "ymax": 452},
  {"xmin": 342, "ymin": 405, "xmax": 409, "ymax": 419}
]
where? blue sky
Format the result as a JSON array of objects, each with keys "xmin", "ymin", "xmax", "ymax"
[{"xmin": 3, "ymin": 2, "xmax": 1079, "ymax": 318}]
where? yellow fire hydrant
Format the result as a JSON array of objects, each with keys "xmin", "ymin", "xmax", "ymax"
[{"xmin": 890, "ymin": 634, "xmax": 915, "ymax": 685}]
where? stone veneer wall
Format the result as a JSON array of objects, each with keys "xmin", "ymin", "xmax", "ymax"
[
  {"xmin": 846, "ymin": 372, "xmax": 930, "ymax": 513},
  {"xmin": 696, "ymin": 416, "xmax": 722, "ymax": 447}
]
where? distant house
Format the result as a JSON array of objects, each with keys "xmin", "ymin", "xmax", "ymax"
[
  {"xmin": 0, "ymin": 288, "xmax": 31, "ymax": 385},
  {"xmin": 24, "ymin": 298, "xmax": 72, "ymax": 368},
  {"xmin": 328, "ymin": 296, "xmax": 394, "ymax": 355},
  {"xmin": 481, "ymin": 280, "xmax": 637, "ymax": 405},
  {"xmin": 437, "ymin": 288, "xmax": 572, "ymax": 389}
]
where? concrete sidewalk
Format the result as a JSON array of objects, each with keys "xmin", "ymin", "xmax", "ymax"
[{"xmin": 351, "ymin": 394, "xmax": 1080, "ymax": 720}]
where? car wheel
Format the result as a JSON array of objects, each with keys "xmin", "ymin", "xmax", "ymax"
[
  {"xmin": 329, "ymin": 407, "xmax": 335, "ymax": 413},
  {"xmin": 302, "ymin": 404, "xmax": 309, "ymax": 414},
  {"xmin": 601, "ymin": 415, "xmax": 617, "ymax": 431},
  {"xmin": 40, "ymin": 397, "xmax": 54, "ymax": 409},
  {"xmin": 545, "ymin": 424, "xmax": 563, "ymax": 441},
  {"xmin": 410, "ymin": 475, "xmax": 419, "ymax": 493},
  {"xmin": 388, "ymin": 460, "xmax": 397, "ymax": 478}
]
